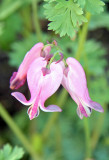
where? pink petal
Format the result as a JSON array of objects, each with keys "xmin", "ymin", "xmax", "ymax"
[
  {"xmin": 27, "ymin": 57, "xmax": 47, "ymax": 101},
  {"xmin": 67, "ymin": 58, "xmax": 104, "ymax": 111},
  {"xmin": 10, "ymin": 43, "xmax": 44, "ymax": 90},
  {"xmin": 27, "ymin": 94, "xmax": 40, "ymax": 120},
  {"xmin": 11, "ymin": 92, "xmax": 34, "ymax": 105},
  {"xmin": 79, "ymin": 104, "xmax": 88, "ymax": 117},
  {"xmin": 27, "ymin": 107, "xmax": 40, "ymax": 120},
  {"xmin": 40, "ymin": 103, "xmax": 62, "ymax": 112},
  {"xmin": 77, "ymin": 107, "xmax": 83, "ymax": 119},
  {"xmin": 66, "ymin": 57, "xmax": 87, "ymax": 99},
  {"xmin": 39, "ymin": 62, "xmax": 63, "ymax": 112},
  {"xmin": 62, "ymin": 68, "xmax": 79, "ymax": 105},
  {"xmin": 10, "ymin": 72, "xmax": 26, "ymax": 90},
  {"xmin": 63, "ymin": 57, "xmax": 103, "ymax": 115},
  {"xmin": 41, "ymin": 46, "xmax": 51, "ymax": 57},
  {"xmin": 87, "ymin": 100, "xmax": 104, "ymax": 112},
  {"xmin": 11, "ymin": 57, "xmax": 47, "ymax": 105}
]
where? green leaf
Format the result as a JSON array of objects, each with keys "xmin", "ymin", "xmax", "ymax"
[
  {"xmin": 75, "ymin": 0, "xmax": 85, "ymax": 8},
  {"xmin": 44, "ymin": 0, "xmax": 87, "ymax": 38},
  {"xmin": 89, "ymin": 11, "xmax": 109, "ymax": 30},
  {"xmin": 0, "ymin": 22, "xmax": 4, "ymax": 36},
  {"xmin": 0, "ymin": 0, "xmax": 31, "ymax": 20},
  {"xmin": 0, "ymin": 13, "xmax": 22, "ymax": 49},
  {"xmin": 89, "ymin": 76, "xmax": 109, "ymax": 105},
  {"xmin": 94, "ymin": 143, "xmax": 109, "ymax": 160},
  {"xmin": 76, "ymin": 0, "xmax": 105, "ymax": 14},
  {"xmin": 0, "ymin": 144, "xmax": 24, "ymax": 160},
  {"xmin": 80, "ymin": 40, "xmax": 107, "ymax": 75},
  {"xmin": 85, "ymin": 0, "xmax": 105, "ymax": 14}
]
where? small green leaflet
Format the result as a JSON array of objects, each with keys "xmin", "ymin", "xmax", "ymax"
[
  {"xmin": 0, "ymin": 144, "xmax": 24, "ymax": 160},
  {"xmin": 44, "ymin": 0, "xmax": 87, "ymax": 38},
  {"xmin": 76, "ymin": 0, "xmax": 105, "ymax": 14},
  {"xmin": 85, "ymin": 0, "xmax": 105, "ymax": 14}
]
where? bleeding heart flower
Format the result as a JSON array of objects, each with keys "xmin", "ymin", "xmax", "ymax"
[
  {"xmin": 11, "ymin": 57, "xmax": 63, "ymax": 120},
  {"xmin": 10, "ymin": 43, "xmax": 51, "ymax": 90},
  {"xmin": 62, "ymin": 57, "xmax": 104, "ymax": 119}
]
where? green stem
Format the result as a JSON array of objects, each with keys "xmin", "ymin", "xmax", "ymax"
[
  {"xmin": 91, "ymin": 104, "xmax": 107, "ymax": 151},
  {"xmin": 75, "ymin": 12, "xmax": 91, "ymax": 60},
  {"xmin": 0, "ymin": 1, "xmax": 25, "ymax": 20},
  {"xmin": 75, "ymin": 12, "xmax": 92, "ymax": 159},
  {"xmin": 32, "ymin": 0, "xmax": 42, "ymax": 42},
  {"xmin": 21, "ymin": 6, "xmax": 32, "ymax": 37},
  {"xmin": 55, "ymin": 122, "xmax": 62, "ymax": 159},
  {"xmin": 0, "ymin": 104, "xmax": 40, "ymax": 160},
  {"xmin": 83, "ymin": 118, "xmax": 92, "ymax": 159},
  {"xmin": 42, "ymin": 12, "xmax": 91, "ymax": 144},
  {"xmin": 48, "ymin": 51, "xmax": 59, "ymax": 68},
  {"xmin": 42, "ymin": 89, "xmax": 68, "ymax": 141}
]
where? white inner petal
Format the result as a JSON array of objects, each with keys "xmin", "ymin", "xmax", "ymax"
[{"xmin": 79, "ymin": 98, "xmax": 92, "ymax": 117}]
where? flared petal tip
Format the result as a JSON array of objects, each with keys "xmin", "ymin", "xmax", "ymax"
[
  {"xmin": 40, "ymin": 104, "xmax": 62, "ymax": 112},
  {"xmin": 11, "ymin": 92, "xmax": 32, "ymax": 105},
  {"xmin": 90, "ymin": 101, "xmax": 104, "ymax": 113},
  {"xmin": 11, "ymin": 92, "xmax": 24, "ymax": 103},
  {"xmin": 46, "ymin": 105, "xmax": 62, "ymax": 112}
]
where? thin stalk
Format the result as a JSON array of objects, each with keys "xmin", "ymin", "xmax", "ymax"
[
  {"xmin": 0, "ymin": 1, "xmax": 25, "ymax": 20},
  {"xmin": 55, "ymin": 121, "xmax": 62, "ymax": 159},
  {"xmin": 42, "ymin": 12, "xmax": 91, "ymax": 143},
  {"xmin": 75, "ymin": 12, "xmax": 91, "ymax": 60},
  {"xmin": 47, "ymin": 51, "xmax": 59, "ymax": 68},
  {"xmin": 32, "ymin": 0, "xmax": 42, "ymax": 42},
  {"xmin": 84, "ymin": 118, "xmax": 92, "ymax": 158},
  {"xmin": 21, "ymin": 6, "xmax": 32, "ymax": 37},
  {"xmin": 91, "ymin": 104, "xmax": 107, "ymax": 151},
  {"xmin": 0, "ymin": 104, "xmax": 40, "ymax": 160},
  {"xmin": 74, "ymin": 12, "xmax": 92, "ymax": 159},
  {"xmin": 42, "ymin": 89, "xmax": 68, "ymax": 141}
]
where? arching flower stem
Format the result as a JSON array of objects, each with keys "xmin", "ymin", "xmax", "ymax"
[{"xmin": 47, "ymin": 51, "xmax": 60, "ymax": 68}]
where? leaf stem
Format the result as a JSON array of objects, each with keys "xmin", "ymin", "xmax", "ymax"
[
  {"xmin": 75, "ymin": 12, "xmax": 91, "ymax": 60},
  {"xmin": 32, "ymin": 0, "xmax": 42, "ymax": 42},
  {"xmin": 0, "ymin": 104, "xmax": 41, "ymax": 160}
]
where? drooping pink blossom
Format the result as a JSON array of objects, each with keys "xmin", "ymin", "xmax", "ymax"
[
  {"xmin": 10, "ymin": 43, "xmax": 51, "ymax": 90},
  {"xmin": 11, "ymin": 57, "xmax": 63, "ymax": 120},
  {"xmin": 62, "ymin": 57, "xmax": 104, "ymax": 119}
]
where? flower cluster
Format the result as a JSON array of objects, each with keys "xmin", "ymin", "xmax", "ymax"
[{"xmin": 10, "ymin": 42, "xmax": 103, "ymax": 120}]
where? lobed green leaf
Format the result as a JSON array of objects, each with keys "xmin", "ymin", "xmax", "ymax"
[
  {"xmin": 0, "ymin": 144, "xmax": 24, "ymax": 160},
  {"xmin": 44, "ymin": 0, "xmax": 87, "ymax": 38},
  {"xmin": 76, "ymin": 0, "xmax": 105, "ymax": 14}
]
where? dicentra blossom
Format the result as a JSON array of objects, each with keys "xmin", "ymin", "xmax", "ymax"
[
  {"xmin": 10, "ymin": 42, "xmax": 51, "ymax": 90},
  {"xmin": 10, "ymin": 41, "xmax": 103, "ymax": 120},
  {"xmin": 62, "ymin": 57, "xmax": 104, "ymax": 119}
]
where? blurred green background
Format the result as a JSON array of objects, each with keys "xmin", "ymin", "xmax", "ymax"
[{"xmin": 0, "ymin": 0, "xmax": 109, "ymax": 160}]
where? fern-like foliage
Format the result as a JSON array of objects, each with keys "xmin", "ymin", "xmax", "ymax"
[
  {"xmin": 44, "ymin": 0, "xmax": 105, "ymax": 37},
  {"xmin": 44, "ymin": 0, "xmax": 87, "ymax": 38},
  {"xmin": 0, "ymin": 144, "xmax": 24, "ymax": 160}
]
